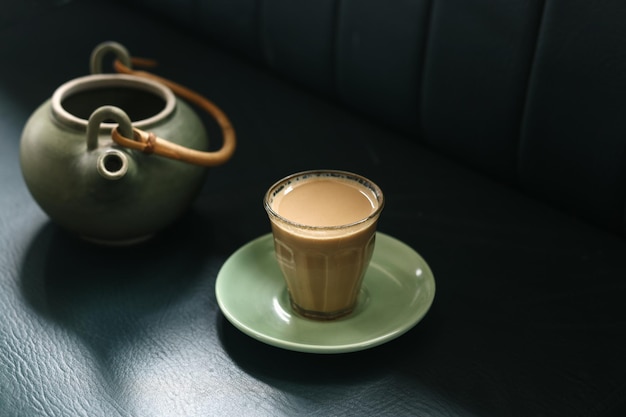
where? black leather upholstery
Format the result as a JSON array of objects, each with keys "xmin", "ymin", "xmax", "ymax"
[
  {"xmin": 2, "ymin": 1, "xmax": 626, "ymax": 416},
  {"xmin": 123, "ymin": 0, "xmax": 626, "ymax": 234}
]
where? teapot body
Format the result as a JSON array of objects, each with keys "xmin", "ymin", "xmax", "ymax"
[{"xmin": 20, "ymin": 74, "xmax": 209, "ymax": 244}]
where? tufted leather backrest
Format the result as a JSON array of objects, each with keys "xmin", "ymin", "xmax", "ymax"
[{"xmin": 123, "ymin": 0, "xmax": 626, "ymax": 235}]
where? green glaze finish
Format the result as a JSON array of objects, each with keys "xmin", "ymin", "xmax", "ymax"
[
  {"xmin": 20, "ymin": 71, "xmax": 210, "ymax": 244},
  {"xmin": 215, "ymin": 232, "xmax": 436, "ymax": 353}
]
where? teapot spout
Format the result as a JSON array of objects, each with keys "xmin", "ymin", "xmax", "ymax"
[{"xmin": 97, "ymin": 149, "xmax": 129, "ymax": 180}]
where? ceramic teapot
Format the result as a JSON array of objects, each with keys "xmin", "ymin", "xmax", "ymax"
[{"xmin": 20, "ymin": 41, "xmax": 236, "ymax": 244}]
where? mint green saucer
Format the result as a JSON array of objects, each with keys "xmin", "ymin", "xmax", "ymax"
[{"xmin": 215, "ymin": 232, "xmax": 435, "ymax": 354}]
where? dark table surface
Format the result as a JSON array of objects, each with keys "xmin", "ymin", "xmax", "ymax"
[{"xmin": 2, "ymin": 1, "xmax": 626, "ymax": 416}]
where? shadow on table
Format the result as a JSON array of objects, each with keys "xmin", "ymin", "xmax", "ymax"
[
  {"xmin": 216, "ymin": 302, "xmax": 440, "ymax": 385},
  {"xmin": 21, "ymin": 212, "xmax": 214, "ymax": 311},
  {"xmin": 215, "ymin": 306, "xmax": 452, "ymax": 416},
  {"xmin": 18, "ymin": 209, "xmax": 218, "ymax": 360}
]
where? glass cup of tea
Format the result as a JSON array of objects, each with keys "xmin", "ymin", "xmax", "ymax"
[{"xmin": 264, "ymin": 170, "xmax": 384, "ymax": 320}]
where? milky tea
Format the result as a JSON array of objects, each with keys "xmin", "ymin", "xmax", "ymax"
[{"xmin": 264, "ymin": 170, "xmax": 384, "ymax": 320}]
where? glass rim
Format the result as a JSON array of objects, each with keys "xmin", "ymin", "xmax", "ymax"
[{"xmin": 263, "ymin": 169, "xmax": 384, "ymax": 231}]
